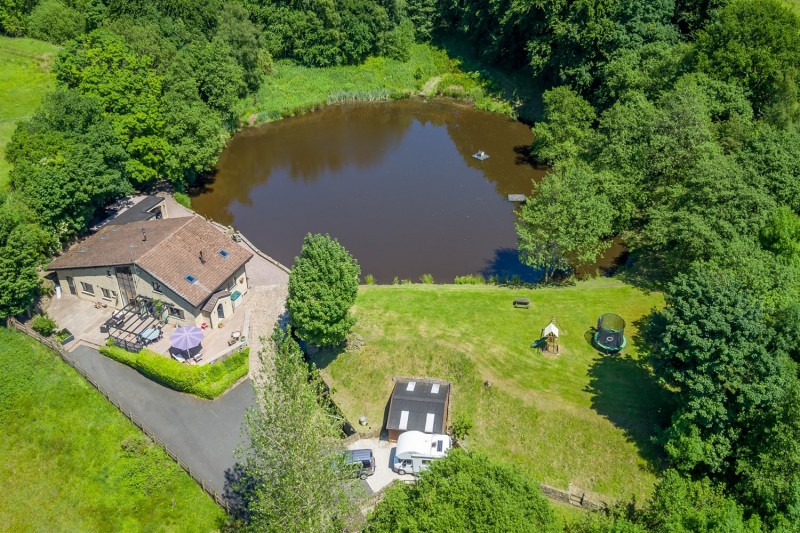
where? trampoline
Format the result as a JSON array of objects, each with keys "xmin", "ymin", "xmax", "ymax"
[{"xmin": 593, "ymin": 313, "xmax": 626, "ymax": 352}]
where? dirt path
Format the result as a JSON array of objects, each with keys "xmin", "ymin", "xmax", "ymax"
[{"xmin": 421, "ymin": 76, "xmax": 442, "ymax": 96}]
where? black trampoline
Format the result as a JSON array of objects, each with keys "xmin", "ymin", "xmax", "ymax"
[{"xmin": 593, "ymin": 313, "xmax": 626, "ymax": 352}]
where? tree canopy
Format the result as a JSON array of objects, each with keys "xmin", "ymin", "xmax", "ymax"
[{"xmin": 287, "ymin": 233, "xmax": 361, "ymax": 347}]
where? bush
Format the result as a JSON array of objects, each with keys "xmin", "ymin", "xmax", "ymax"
[
  {"xmin": 420, "ymin": 273, "xmax": 434, "ymax": 284},
  {"xmin": 454, "ymin": 274, "xmax": 485, "ymax": 284},
  {"xmin": 452, "ymin": 412, "xmax": 474, "ymax": 440},
  {"xmin": 27, "ymin": 0, "xmax": 84, "ymax": 44},
  {"xmin": 99, "ymin": 345, "xmax": 248, "ymax": 399},
  {"xmin": 173, "ymin": 192, "xmax": 192, "ymax": 209},
  {"xmin": 31, "ymin": 314, "xmax": 57, "ymax": 336},
  {"xmin": 364, "ymin": 274, "xmax": 375, "ymax": 285}
]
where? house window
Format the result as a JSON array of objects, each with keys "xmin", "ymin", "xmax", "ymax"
[
  {"xmin": 101, "ymin": 288, "xmax": 112, "ymax": 299},
  {"xmin": 219, "ymin": 249, "xmax": 230, "ymax": 258},
  {"xmin": 226, "ymin": 277, "xmax": 236, "ymax": 291},
  {"xmin": 153, "ymin": 281, "xmax": 162, "ymax": 293},
  {"xmin": 106, "ymin": 269, "xmax": 112, "ymax": 277},
  {"xmin": 80, "ymin": 282, "xmax": 94, "ymax": 295},
  {"xmin": 185, "ymin": 275, "xmax": 197, "ymax": 285},
  {"xmin": 167, "ymin": 305, "xmax": 185, "ymax": 320}
]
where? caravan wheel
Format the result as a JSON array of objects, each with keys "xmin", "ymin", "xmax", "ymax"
[{"xmin": 397, "ymin": 469, "xmax": 406, "ymax": 476}]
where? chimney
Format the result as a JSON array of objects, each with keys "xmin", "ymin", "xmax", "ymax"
[
  {"xmin": 199, "ymin": 250, "xmax": 206, "ymax": 264},
  {"xmin": 142, "ymin": 228, "xmax": 147, "ymax": 242}
]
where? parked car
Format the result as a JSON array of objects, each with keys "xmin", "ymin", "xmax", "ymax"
[{"xmin": 344, "ymin": 449, "xmax": 375, "ymax": 480}]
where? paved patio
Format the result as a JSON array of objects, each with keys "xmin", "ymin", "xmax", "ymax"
[{"xmin": 347, "ymin": 436, "xmax": 415, "ymax": 492}]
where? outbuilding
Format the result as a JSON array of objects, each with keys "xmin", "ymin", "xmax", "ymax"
[{"xmin": 385, "ymin": 378, "xmax": 451, "ymax": 442}]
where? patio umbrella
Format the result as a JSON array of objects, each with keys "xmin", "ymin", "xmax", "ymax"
[{"xmin": 170, "ymin": 326, "xmax": 204, "ymax": 359}]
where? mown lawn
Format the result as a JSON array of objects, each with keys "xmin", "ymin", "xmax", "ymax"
[
  {"xmin": 0, "ymin": 37, "xmax": 58, "ymax": 190},
  {"xmin": 314, "ymin": 278, "xmax": 668, "ymax": 503},
  {"xmin": 242, "ymin": 43, "xmax": 515, "ymax": 122},
  {"xmin": 0, "ymin": 329, "xmax": 225, "ymax": 531}
]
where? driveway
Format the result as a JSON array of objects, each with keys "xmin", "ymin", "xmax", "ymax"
[
  {"xmin": 68, "ymin": 345, "xmax": 254, "ymax": 498},
  {"xmin": 347, "ymin": 437, "xmax": 415, "ymax": 492}
]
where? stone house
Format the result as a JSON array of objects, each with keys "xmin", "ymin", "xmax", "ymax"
[{"xmin": 47, "ymin": 215, "xmax": 253, "ymax": 329}]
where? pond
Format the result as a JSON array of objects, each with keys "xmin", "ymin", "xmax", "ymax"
[{"xmin": 191, "ymin": 100, "xmax": 548, "ymax": 283}]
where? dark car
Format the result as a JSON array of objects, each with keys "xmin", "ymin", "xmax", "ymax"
[{"xmin": 345, "ymin": 449, "xmax": 375, "ymax": 480}]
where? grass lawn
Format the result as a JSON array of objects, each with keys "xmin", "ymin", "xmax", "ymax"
[
  {"xmin": 242, "ymin": 43, "xmax": 516, "ymax": 123},
  {"xmin": 0, "ymin": 37, "xmax": 58, "ymax": 190},
  {"xmin": 313, "ymin": 278, "xmax": 668, "ymax": 504},
  {"xmin": 0, "ymin": 328, "xmax": 225, "ymax": 531}
]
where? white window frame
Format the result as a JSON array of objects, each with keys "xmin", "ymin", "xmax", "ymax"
[
  {"xmin": 167, "ymin": 305, "xmax": 184, "ymax": 320},
  {"xmin": 80, "ymin": 282, "xmax": 94, "ymax": 295}
]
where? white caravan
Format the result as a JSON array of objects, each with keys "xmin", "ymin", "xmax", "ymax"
[{"xmin": 392, "ymin": 431, "xmax": 452, "ymax": 475}]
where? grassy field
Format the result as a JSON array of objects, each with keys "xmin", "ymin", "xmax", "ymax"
[
  {"xmin": 0, "ymin": 37, "xmax": 58, "ymax": 190},
  {"xmin": 0, "ymin": 328, "xmax": 225, "ymax": 531},
  {"xmin": 242, "ymin": 43, "xmax": 517, "ymax": 123},
  {"xmin": 313, "ymin": 278, "xmax": 667, "ymax": 504}
]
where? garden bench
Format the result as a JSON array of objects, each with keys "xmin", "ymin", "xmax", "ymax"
[{"xmin": 513, "ymin": 298, "xmax": 530, "ymax": 309}]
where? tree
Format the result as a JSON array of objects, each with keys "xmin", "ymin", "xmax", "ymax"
[
  {"xmin": 516, "ymin": 161, "xmax": 614, "ymax": 279},
  {"xmin": 694, "ymin": 0, "xmax": 800, "ymax": 116},
  {"xmin": 27, "ymin": 0, "xmax": 85, "ymax": 44},
  {"xmin": 0, "ymin": 223, "xmax": 57, "ymax": 318},
  {"xmin": 531, "ymin": 86, "xmax": 598, "ymax": 164},
  {"xmin": 760, "ymin": 206, "xmax": 800, "ymax": 261},
  {"xmin": 236, "ymin": 326, "xmax": 363, "ymax": 532},
  {"xmin": 368, "ymin": 449, "xmax": 558, "ymax": 532},
  {"xmin": 645, "ymin": 266, "xmax": 792, "ymax": 483},
  {"xmin": 287, "ymin": 233, "xmax": 360, "ymax": 347}
]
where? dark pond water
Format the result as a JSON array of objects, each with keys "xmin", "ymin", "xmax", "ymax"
[{"xmin": 191, "ymin": 100, "xmax": 549, "ymax": 283}]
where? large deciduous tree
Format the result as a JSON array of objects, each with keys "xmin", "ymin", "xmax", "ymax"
[
  {"xmin": 236, "ymin": 327, "xmax": 363, "ymax": 532},
  {"xmin": 516, "ymin": 161, "xmax": 614, "ymax": 279},
  {"xmin": 368, "ymin": 449, "xmax": 558, "ymax": 532},
  {"xmin": 288, "ymin": 233, "xmax": 360, "ymax": 347}
]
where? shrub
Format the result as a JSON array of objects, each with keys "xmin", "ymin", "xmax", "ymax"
[
  {"xmin": 31, "ymin": 314, "xmax": 57, "ymax": 336},
  {"xmin": 454, "ymin": 274, "xmax": 485, "ymax": 285},
  {"xmin": 364, "ymin": 274, "xmax": 375, "ymax": 285},
  {"xmin": 99, "ymin": 345, "xmax": 248, "ymax": 399},
  {"xmin": 392, "ymin": 276, "xmax": 400, "ymax": 285},
  {"xmin": 420, "ymin": 273, "xmax": 434, "ymax": 284},
  {"xmin": 173, "ymin": 192, "xmax": 192, "ymax": 209},
  {"xmin": 452, "ymin": 412, "xmax": 474, "ymax": 440},
  {"xmin": 27, "ymin": 0, "xmax": 84, "ymax": 44}
]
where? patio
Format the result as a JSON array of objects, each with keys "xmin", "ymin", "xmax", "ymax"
[{"xmin": 46, "ymin": 292, "xmax": 252, "ymax": 365}]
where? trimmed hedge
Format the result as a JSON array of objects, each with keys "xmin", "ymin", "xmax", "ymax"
[{"xmin": 99, "ymin": 345, "xmax": 249, "ymax": 399}]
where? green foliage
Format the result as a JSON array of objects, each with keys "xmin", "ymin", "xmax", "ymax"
[
  {"xmin": 451, "ymin": 412, "xmax": 473, "ymax": 439},
  {"xmin": 760, "ymin": 205, "xmax": 800, "ymax": 260},
  {"xmin": 364, "ymin": 273, "xmax": 375, "ymax": 285},
  {"xmin": 288, "ymin": 233, "xmax": 361, "ymax": 347},
  {"xmin": 99, "ymin": 345, "xmax": 248, "ymax": 399},
  {"xmin": 567, "ymin": 470, "xmax": 762, "ymax": 533},
  {"xmin": 27, "ymin": 0, "xmax": 84, "ymax": 44},
  {"xmin": 236, "ymin": 326, "xmax": 363, "ymax": 532},
  {"xmin": 173, "ymin": 192, "xmax": 191, "ymax": 208},
  {"xmin": 516, "ymin": 161, "xmax": 614, "ymax": 278},
  {"xmin": 31, "ymin": 314, "xmax": 57, "ymax": 336},
  {"xmin": 453, "ymin": 274, "xmax": 485, "ymax": 284},
  {"xmin": 694, "ymin": 0, "xmax": 800, "ymax": 116},
  {"xmin": 532, "ymin": 87, "xmax": 598, "ymax": 164},
  {"xmin": 419, "ymin": 273, "xmax": 434, "ymax": 284},
  {"xmin": 0, "ymin": 328, "xmax": 224, "ymax": 530},
  {"xmin": 368, "ymin": 449, "xmax": 558, "ymax": 532}
]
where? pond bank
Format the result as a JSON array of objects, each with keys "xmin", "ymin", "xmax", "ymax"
[{"xmin": 237, "ymin": 43, "xmax": 520, "ymax": 127}]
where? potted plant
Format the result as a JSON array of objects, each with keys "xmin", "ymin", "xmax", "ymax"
[{"xmin": 56, "ymin": 328, "xmax": 74, "ymax": 345}]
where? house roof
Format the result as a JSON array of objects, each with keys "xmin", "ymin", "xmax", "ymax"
[
  {"xmin": 106, "ymin": 196, "xmax": 165, "ymax": 226},
  {"xmin": 48, "ymin": 216, "xmax": 253, "ymax": 309},
  {"xmin": 386, "ymin": 379, "xmax": 450, "ymax": 434}
]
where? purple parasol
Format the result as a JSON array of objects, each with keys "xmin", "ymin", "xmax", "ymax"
[{"xmin": 170, "ymin": 326, "xmax": 204, "ymax": 351}]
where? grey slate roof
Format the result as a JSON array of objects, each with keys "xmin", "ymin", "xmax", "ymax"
[
  {"xmin": 386, "ymin": 379, "xmax": 450, "ymax": 434},
  {"xmin": 106, "ymin": 196, "xmax": 165, "ymax": 226}
]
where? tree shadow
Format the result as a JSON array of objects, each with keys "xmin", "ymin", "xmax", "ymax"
[
  {"xmin": 479, "ymin": 247, "xmax": 544, "ymax": 283},
  {"xmin": 583, "ymin": 339, "xmax": 673, "ymax": 473},
  {"xmin": 223, "ymin": 462, "xmax": 254, "ymax": 522},
  {"xmin": 430, "ymin": 33, "xmax": 546, "ymax": 123},
  {"xmin": 306, "ymin": 343, "xmax": 347, "ymax": 370}
]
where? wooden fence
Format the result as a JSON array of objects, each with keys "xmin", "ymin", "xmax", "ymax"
[{"xmin": 7, "ymin": 317, "xmax": 232, "ymax": 513}]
